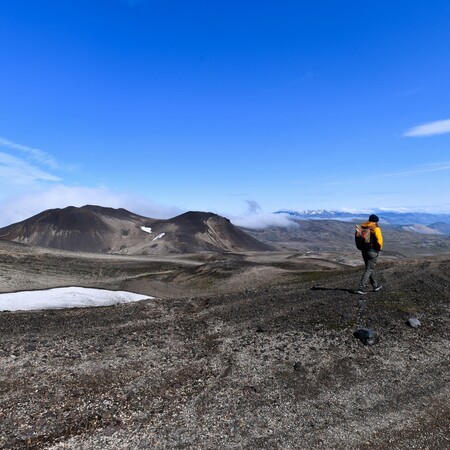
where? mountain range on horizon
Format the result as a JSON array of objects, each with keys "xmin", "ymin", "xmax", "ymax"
[
  {"xmin": 275, "ymin": 209, "xmax": 450, "ymax": 228},
  {"xmin": 1, "ymin": 205, "xmax": 450, "ymax": 258}
]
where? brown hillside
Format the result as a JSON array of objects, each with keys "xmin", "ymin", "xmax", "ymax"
[
  {"xmin": 128, "ymin": 211, "xmax": 274, "ymax": 254},
  {"xmin": 0, "ymin": 207, "xmax": 272, "ymax": 254},
  {"xmin": 0, "ymin": 205, "xmax": 155, "ymax": 253}
]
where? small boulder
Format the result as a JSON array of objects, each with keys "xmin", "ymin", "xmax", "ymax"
[
  {"xmin": 407, "ymin": 318, "xmax": 421, "ymax": 328},
  {"xmin": 353, "ymin": 328, "xmax": 376, "ymax": 346},
  {"xmin": 25, "ymin": 343, "xmax": 37, "ymax": 352}
]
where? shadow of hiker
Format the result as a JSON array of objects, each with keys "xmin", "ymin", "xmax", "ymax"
[{"xmin": 310, "ymin": 286, "xmax": 355, "ymax": 294}]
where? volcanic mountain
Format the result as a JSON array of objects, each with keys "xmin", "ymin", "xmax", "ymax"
[
  {"xmin": 128, "ymin": 211, "xmax": 273, "ymax": 254},
  {"xmin": 0, "ymin": 206, "xmax": 273, "ymax": 254},
  {"xmin": 0, "ymin": 205, "xmax": 155, "ymax": 253}
]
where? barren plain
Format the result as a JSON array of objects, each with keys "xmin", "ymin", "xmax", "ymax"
[{"xmin": 0, "ymin": 239, "xmax": 449, "ymax": 449}]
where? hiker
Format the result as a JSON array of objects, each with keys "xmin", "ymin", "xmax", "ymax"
[{"xmin": 355, "ymin": 214, "xmax": 383, "ymax": 294}]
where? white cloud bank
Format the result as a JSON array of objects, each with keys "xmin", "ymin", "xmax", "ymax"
[
  {"xmin": 0, "ymin": 287, "xmax": 153, "ymax": 312},
  {"xmin": 404, "ymin": 119, "xmax": 450, "ymax": 137},
  {"xmin": 229, "ymin": 200, "xmax": 297, "ymax": 229},
  {"xmin": 231, "ymin": 212, "xmax": 297, "ymax": 229}
]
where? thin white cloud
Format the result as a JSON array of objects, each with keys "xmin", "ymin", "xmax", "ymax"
[
  {"xmin": 374, "ymin": 162, "xmax": 450, "ymax": 178},
  {"xmin": 391, "ymin": 87, "xmax": 423, "ymax": 98},
  {"xmin": 326, "ymin": 161, "xmax": 450, "ymax": 186},
  {"xmin": 0, "ymin": 135, "xmax": 184, "ymax": 227},
  {"xmin": 404, "ymin": 119, "xmax": 450, "ymax": 137},
  {"xmin": 0, "ymin": 152, "xmax": 61, "ymax": 186},
  {"xmin": 0, "ymin": 136, "xmax": 58, "ymax": 168}
]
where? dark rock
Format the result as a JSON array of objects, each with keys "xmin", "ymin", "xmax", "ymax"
[
  {"xmin": 293, "ymin": 362, "xmax": 302, "ymax": 371},
  {"xmin": 353, "ymin": 328, "xmax": 376, "ymax": 346}
]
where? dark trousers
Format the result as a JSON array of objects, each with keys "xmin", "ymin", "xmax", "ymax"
[{"xmin": 359, "ymin": 250, "xmax": 379, "ymax": 290}]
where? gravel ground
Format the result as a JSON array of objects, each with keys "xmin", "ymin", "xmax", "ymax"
[{"xmin": 0, "ymin": 248, "xmax": 449, "ymax": 449}]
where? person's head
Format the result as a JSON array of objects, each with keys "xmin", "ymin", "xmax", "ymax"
[{"xmin": 369, "ymin": 214, "xmax": 379, "ymax": 223}]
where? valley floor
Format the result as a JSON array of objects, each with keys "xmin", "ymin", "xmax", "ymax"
[{"xmin": 0, "ymin": 243, "xmax": 449, "ymax": 449}]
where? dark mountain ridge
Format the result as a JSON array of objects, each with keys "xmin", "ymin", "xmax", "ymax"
[
  {"xmin": 0, "ymin": 205, "xmax": 154, "ymax": 253},
  {"xmin": 111, "ymin": 210, "xmax": 274, "ymax": 254},
  {"xmin": 0, "ymin": 206, "xmax": 272, "ymax": 254}
]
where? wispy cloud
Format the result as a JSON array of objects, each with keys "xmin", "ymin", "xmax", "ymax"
[
  {"xmin": 368, "ymin": 162, "xmax": 450, "ymax": 179},
  {"xmin": 0, "ymin": 152, "xmax": 61, "ymax": 186},
  {"xmin": 404, "ymin": 119, "xmax": 450, "ymax": 137},
  {"xmin": 263, "ymin": 71, "xmax": 317, "ymax": 94},
  {"xmin": 326, "ymin": 162, "xmax": 450, "ymax": 186},
  {"xmin": 245, "ymin": 200, "xmax": 263, "ymax": 215},
  {"xmin": 0, "ymin": 134, "xmax": 183, "ymax": 227},
  {"xmin": 0, "ymin": 136, "xmax": 58, "ymax": 168},
  {"xmin": 391, "ymin": 87, "xmax": 423, "ymax": 98},
  {"xmin": 0, "ymin": 136, "xmax": 61, "ymax": 197}
]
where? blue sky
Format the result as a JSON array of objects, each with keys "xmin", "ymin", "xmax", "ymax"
[{"xmin": 1, "ymin": 0, "xmax": 450, "ymax": 227}]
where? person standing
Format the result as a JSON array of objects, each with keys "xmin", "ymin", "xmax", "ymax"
[{"xmin": 355, "ymin": 214, "xmax": 383, "ymax": 294}]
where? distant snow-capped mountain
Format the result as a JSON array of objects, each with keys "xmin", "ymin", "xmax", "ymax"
[
  {"xmin": 275, "ymin": 210, "xmax": 365, "ymax": 221},
  {"xmin": 275, "ymin": 210, "xmax": 450, "ymax": 228}
]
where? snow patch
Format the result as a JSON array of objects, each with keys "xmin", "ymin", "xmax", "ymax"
[
  {"xmin": 152, "ymin": 232, "xmax": 165, "ymax": 241},
  {"xmin": 140, "ymin": 226, "xmax": 152, "ymax": 234},
  {"xmin": 402, "ymin": 225, "xmax": 441, "ymax": 235},
  {"xmin": 0, "ymin": 287, "xmax": 153, "ymax": 311}
]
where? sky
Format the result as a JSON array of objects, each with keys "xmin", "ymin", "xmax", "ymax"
[{"xmin": 1, "ymin": 0, "xmax": 450, "ymax": 227}]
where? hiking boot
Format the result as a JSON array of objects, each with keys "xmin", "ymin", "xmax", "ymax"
[
  {"xmin": 354, "ymin": 289, "xmax": 367, "ymax": 295},
  {"xmin": 373, "ymin": 285, "xmax": 383, "ymax": 292}
]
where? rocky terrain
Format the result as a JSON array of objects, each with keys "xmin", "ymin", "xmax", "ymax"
[
  {"xmin": 0, "ymin": 240, "xmax": 449, "ymax": 449},
  {"xmin": 245, "ymin": 219, "xmax": 450, "ymax": 257}
]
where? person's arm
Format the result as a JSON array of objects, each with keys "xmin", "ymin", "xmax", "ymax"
[{"xmin": 374, "ymin": 227, "xmax": 383, "ymax": 250}]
